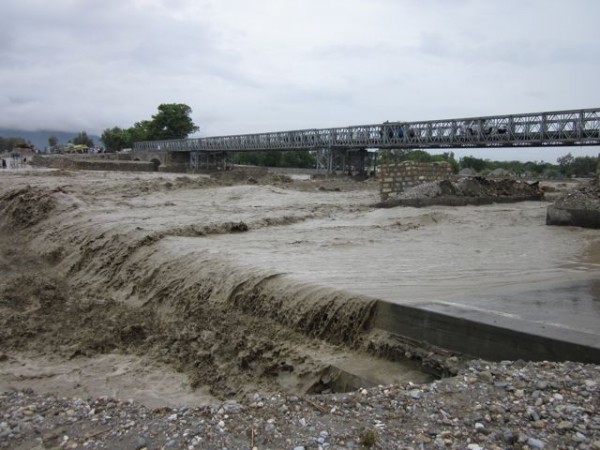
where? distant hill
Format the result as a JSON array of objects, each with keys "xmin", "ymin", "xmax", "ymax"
[{"xmin": 0, "ymin": 128, "xmax": 102, "ymax": 151}]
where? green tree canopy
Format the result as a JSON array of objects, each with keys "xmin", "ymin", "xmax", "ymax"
[
  {"xmin": 101, "ymin": 127, "xmax": 128, "ymax": 152},
  {"xmin": 557, "ymin": 153, "xmax": 597, "ymax": 177},
  {"xmin": 48, "ymin": 135, "xmax": 58, "ymax": 148},
  {"xmin": 147, "ymin": 103, "xmax": 199, "ymax": 140},
  {"xmin": 235, "ymin": 150, "xmax": 317, "ymax": 168},
  {"xmin": 72, "ymin": 131, "xmax": 94, "ymax": 147},
  {"xmin": 127, "ymin": 120, "xmax": 151, "ymax": 143},
  {"xmin": 459, "ymin": 155, "xmax": 489, "ymax": 172},
  {"xmin": 101, "ymin": 103, "xmax": 199, "ymax": 150},
  {"xmin": 0, "ymin": 136, "xmax": 26, "ymax": 151}
]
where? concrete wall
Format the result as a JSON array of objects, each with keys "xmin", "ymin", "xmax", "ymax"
[
  {"xmin": 33, "ymin": 155, "xmax": 155, "ymax": 172},
  {"xmin": 379, "ymin": 161, "xmax": 453, "ymax": 200},
  {"xmin": 131, "ymin": 150, "xmax": 189, "ymax": 172},
  {"xmin": 372, "ymin": 300, "xmax": 600, "ymax": 363}
]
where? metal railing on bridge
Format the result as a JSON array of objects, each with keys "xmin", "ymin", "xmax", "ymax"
[{"xmin": 133, "ymin": 107, "xmax": 600, "ymax": 153}]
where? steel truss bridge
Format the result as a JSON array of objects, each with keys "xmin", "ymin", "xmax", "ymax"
[{"xmin": 133, "ymin": 108, "xmax": 600, "ymax": 172}]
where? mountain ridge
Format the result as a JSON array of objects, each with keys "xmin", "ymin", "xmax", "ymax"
[{"xmin": 0, "ymin": 128, "xmax": 102, "ymax": 150}]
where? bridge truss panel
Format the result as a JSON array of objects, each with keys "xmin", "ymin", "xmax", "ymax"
[{"xmin": 133, "ymin": 107, "xmax": 600, "ymax": 154}]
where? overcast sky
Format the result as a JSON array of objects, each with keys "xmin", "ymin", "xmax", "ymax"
[{"xmin": 1, "ymin": 0, "xmax": 599, "ymax": 161}]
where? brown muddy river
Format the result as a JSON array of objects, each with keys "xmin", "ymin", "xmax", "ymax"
[
  {"xmin": 166, "ymin": 200, "xmax": 600, "ymax": 335},
  {"xmin": 1, "ymin": 170, "xmax": 599, "ymax": 407}
]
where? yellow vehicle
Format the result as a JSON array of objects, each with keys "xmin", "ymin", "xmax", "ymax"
[{"xmin": 64, "ymin": 144, "xmax": 89, "ymax": 154}]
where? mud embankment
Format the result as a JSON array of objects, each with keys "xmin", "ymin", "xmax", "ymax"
[
  {"xmin": 0, "ymin": 186, "xmax": 437, "ymax": 401},
  {"xmin": 32, "ymin": 154, "xmax": 155, "ymax": 172}
]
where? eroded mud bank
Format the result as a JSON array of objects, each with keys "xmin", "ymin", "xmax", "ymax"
[{"xmin": 0, "ymin": 177, "xmax": 436, "ymax": 404}]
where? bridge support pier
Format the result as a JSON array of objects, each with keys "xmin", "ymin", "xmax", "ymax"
[
  {"xmin": 190, "ymin": 151, "xmax": 234, "ymax": 171},
  {"xmin": 347, "ymin": 149, "xmax": 369, "ymax": 176},
  {"xmin": 315, "ymin": 148, "xmax": 373, "ymax": 176},
  {"xmin": 316, "ymin": 148, "xmax": 347, "ymax": 174}
]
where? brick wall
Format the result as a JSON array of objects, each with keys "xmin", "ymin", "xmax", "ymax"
[{"xmin": 379, "ymin": 161, "xmax": 453, "ymax": 200}]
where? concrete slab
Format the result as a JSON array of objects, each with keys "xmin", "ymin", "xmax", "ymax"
[{"xmin": 372, "ymin": 281, "xmax": 600, "ymax": 363}]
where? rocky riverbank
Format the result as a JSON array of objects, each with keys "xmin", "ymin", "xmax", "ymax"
[{"xmin": 1, "ymin": 360, "xmax": 598, "ymax": 449}]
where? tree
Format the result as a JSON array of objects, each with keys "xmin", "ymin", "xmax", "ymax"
[
  {"xmin": 147, "ymin": 103, "xmax": 199, "ymax": 140},
  {"xmin": 101, "ymin": 103, "xmax": 199, "ymax": 150},
  {"xmin": 281, "ymin": 150, "xmax": 316, "ymax": 168},
  {"xmin": 0, "ymin": 136, "xmax": 26, "ymax": 151},
  {"xmin": 460, "ymin": 155, "xmax": 489, "ymax": 172},
  {"xmin": 442, "ymin": 151, "xmax": 459, "ymax": 173},
  {"xmin": 125, "ymin": 121, "xmax": 151, "ymax": 145},
  {"xmin": 101, "ymin": 127, "xmax": 128, "ymax": 152},
  {"xmin": 72, "ymin": 131, "xmax": 94, "ymax": 147},
  {"xmin": 557, "ymin": 153, "xmax": 575, "ymax": 176},
  {"xmin": 48, "ymin": 135, "xmax": 58, "ymax": 148},
  {"xmin": 571, "ymin": 156, "xmax": 597, "ymax": 177}
]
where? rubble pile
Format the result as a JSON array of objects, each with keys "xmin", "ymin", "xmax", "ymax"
[
  {"xmin": 547, "ymin": 179, "xmax": 600, "ymax": 228},
  {"xmin": 377, "ymin": 177, "xmax": 542, "ymax": 208}
]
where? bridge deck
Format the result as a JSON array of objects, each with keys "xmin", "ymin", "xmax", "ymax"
[{"xmin": 134, "ymin": 107, "xmax": 600, "ymax": 153}]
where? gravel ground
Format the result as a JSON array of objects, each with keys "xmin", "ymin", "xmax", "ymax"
[{"xmin": 1, "ymin": 360, "xmax": 598, "ymax": 450}]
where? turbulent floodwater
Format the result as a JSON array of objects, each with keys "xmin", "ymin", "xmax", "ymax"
[
  {"xmin": 166, "ymin": 201, "xmax": 600, "ymax": 334},
  {"xmin": 0, "ymin": 169, "xmax": 599, "ymax": 407}
]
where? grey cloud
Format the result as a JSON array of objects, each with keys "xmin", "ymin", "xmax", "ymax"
[
  {"xmin": 0, "ymin": 0, "xmax": 598, "ymax": 162},
  {"xmin": 418, "ymin": 31, "xmax": 600, "ymax": 67},
  {"xmin": 310, "ymin": 42, "xmax": 399, "ymax": 60}
]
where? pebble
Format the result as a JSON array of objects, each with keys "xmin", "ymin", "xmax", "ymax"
[
  {"xmin": 0, "ymin": 360, "xmax": 596, "ymax": 449},
  {"xmin": 528, "ymin": 437, "xmax": 546, "ymax": 448},
  {"xmin": 557, "ymin": 420, "xmax": 574, "ymax": 431},
  {"xmin": 409, "ymin": 389, "xmax": 422, "ymax": 399}
]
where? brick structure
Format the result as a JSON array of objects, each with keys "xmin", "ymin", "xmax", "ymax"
[{"xmin": 379, "ymin": 160, "xmax": 453, "ymax": 200}]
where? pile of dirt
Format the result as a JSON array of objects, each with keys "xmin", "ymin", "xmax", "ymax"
[
  {"xmin": 546, "ymin": 179, "xmax": 600, "ymax": 228},
  {"xmin": 376, "ymin": 177, "xmax": 542, "ymax": 208}
]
